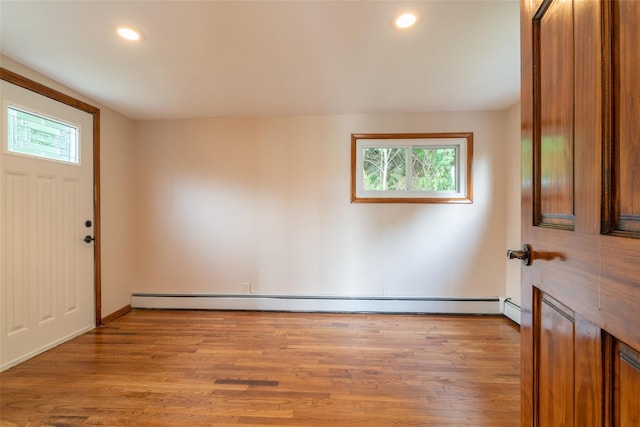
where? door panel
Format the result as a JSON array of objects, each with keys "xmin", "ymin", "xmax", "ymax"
[
  {"xmin": 0, "ymin": 80, "xmax": 95, "ymax": 370},
  {"xmin": 574, "ymin": 315, "xmax": 603, "ymax": 427},
  {"xmin": 35, "ymin": 174, "xmax": 56, "ymax": 323},
  {"xmin": 536, "ymin": 0, "xmax": 575, "ymax": 229},
  {"xmin": 612, "ymin": 0, "xmax": 640, "ymax": 234},
  {"xmin": 520, "ymin": 0, "xmax": 640, "ymax": 425},
  {"xmin": 615, "ymin": 343, "xmax": 640, "ymax": 427},
  {"xmin": 537, "ymin": 293, "xmax": 575, "ymax": 426},
  {"xmin": 3, "ymin": 171, "xmax": 29, "ymax": 337},
  {"xmin": 62, "ymin": 177, "xmax": 82, "ymax": 314}
]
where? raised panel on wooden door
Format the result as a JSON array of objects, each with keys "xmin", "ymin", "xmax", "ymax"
[
  {"xmin": 535, "ymin": 0, "xmax": 575, "ymax": 230},
  {"xmin": 610, "ymin": 0, "xmax": 640, "ymax": 235},
  {"xmin": 574, "ymin": 315, "xmax": 604, "ymax": 427},
  {"xmin": 613, "ymin": 342, "xmax": 640, "ymax": 427},
  {"xmin": 536, "ymin": 292, "xmax": 575, "ymax": 426}
]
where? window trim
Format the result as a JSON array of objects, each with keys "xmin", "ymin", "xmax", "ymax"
[{"xmin": 351, "ymin": 132, "xmax": 473, "ymax": 204}]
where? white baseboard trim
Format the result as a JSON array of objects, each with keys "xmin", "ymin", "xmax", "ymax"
[
  {"xmin": 0, "ymin": 324, "xmax": 95, "ymax": 372},
  {"xmin": 130, "ymin": 293, "xmax": 502, "ymax": 314},
  {"xmin": 502, "ymin": 298, "xmax": 521, "ymax": 325}
]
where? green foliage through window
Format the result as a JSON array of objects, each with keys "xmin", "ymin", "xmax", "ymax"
[
  {"xmin": 351, "ymin": 132, "xmax": 473, "ymax": 203},
  {"xmin": 411, "ymin": 147, "xmax": 456, "ymax": 191},
  {"xmin": 363, "ymin": 147, "xmax": 407, "ymax": 191},
  {"xmin": 362, "ymin": 146, "xmax": 457, "ymax": 192}
]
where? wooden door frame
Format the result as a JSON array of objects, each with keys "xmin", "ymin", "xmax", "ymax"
[{"xmin": 0, "ymin": 67, "xmax": 102, "ymax": 326}]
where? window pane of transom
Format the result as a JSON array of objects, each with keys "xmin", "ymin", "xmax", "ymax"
[{"xmin": 7, "ymin": 106, "xmax": 79, "ymax": 164}]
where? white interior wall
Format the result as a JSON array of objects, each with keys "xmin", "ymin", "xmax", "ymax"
[
  {"xmin": 505, "ymin": 102, "xmax": 522, "ymax": 304},
  {"xmin": 99, "ymin": 108, "xmax": 136, "ymax": 315},
  {"xmin": 0, "ymin": 57, "xmax": 137, "ymax": 318},
  {"xmin": 1, "ymin": 57, "xmax": 522, "ymax": 314},
  {"xmin": 133, "ymin": 111, "xmax": 510, "ymax": 299}
]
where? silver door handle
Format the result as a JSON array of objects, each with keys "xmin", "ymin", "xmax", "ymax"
[{"xmin": 507, "ymin": 244, "xmax": 532, "ymax": 266}]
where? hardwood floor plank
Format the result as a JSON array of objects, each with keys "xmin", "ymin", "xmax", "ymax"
[{"xmin": 0, "ymin": 310, "xmax": 519, "ymax": 426}]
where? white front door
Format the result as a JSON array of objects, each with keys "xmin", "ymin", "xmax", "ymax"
[{"xmin": 0, "ymin": 80, "xmax": 95, "ymax": 370}]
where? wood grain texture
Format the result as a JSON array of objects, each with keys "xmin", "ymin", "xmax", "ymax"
[
  {"xmin": 536, "ymin": 0, "xmax": 575, "ymax": 228},
  {"xmin": 0, "ymin": 310, "xmax": 520, "ymax": 426},
  {"xmin": 101, "ymin": 304, "xmax": 132, "ymax": 325},
  {"xmin": 612, "ymin": 0, "xmax": 640, "ymax": 234},
  {"xmin": 615, "ymin": 343, "xmax": 640, "ymax": 427},
  {"xmin": 520, "ymin": 0, "xmax": 537, "ymax": 422},
  {"xmin": 574, "ymin": 315, "xmax": 604, "ymax": 427},
  {"xmin": 537, "ymin": 295, "xmax": 574, "ymax": 427},
  {"xmin": 574, "ymin": 0, "xmax": 603, "ymax": 235},
  {"xmin": 521, "ymin": 0, "xmax": 640, "ymax": 425}
]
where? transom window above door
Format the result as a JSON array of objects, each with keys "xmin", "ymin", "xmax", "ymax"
[{"xmin": 5, "ymin": 105, "xmax": 80, "ymax": 164}]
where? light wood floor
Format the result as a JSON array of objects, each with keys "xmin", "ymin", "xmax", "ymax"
[{"xmin": 0, "ymin": 310, "xmax": 520, "ymax": 426}]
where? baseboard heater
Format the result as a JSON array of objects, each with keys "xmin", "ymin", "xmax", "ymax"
[
  {"xmin": 130, "ymin": 293, "xmax": 502, "ymax": 315},
  {"xmin": 502, "ymin": 298, "xmax": 521, "ymax": 325}
]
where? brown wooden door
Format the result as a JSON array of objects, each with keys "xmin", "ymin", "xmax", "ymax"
[{"xmin": 520, "ymin": 0, "xmax": 640, "ymax": 426}]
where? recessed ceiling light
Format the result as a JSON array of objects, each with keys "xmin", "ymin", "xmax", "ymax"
[
  {"xmin": 393, "ymin": 13, "xmax": 418, "ymax": 29},
  {"xmin": 117, "ymin": 27, "xmax": 143, "ymax": 41}
]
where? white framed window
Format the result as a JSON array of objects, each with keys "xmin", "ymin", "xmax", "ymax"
[
  {"xmin": 5, "ymin": 104, "xmax": 80, "ymax": 164},
  {"xmin": 351, "ymin": 132, "xmax": 473, "ymax": 203}
]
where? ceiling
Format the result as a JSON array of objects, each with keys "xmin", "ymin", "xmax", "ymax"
[{"xmin": 0, "ymin": 1, "xmax": 520, "ymax": 121}]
